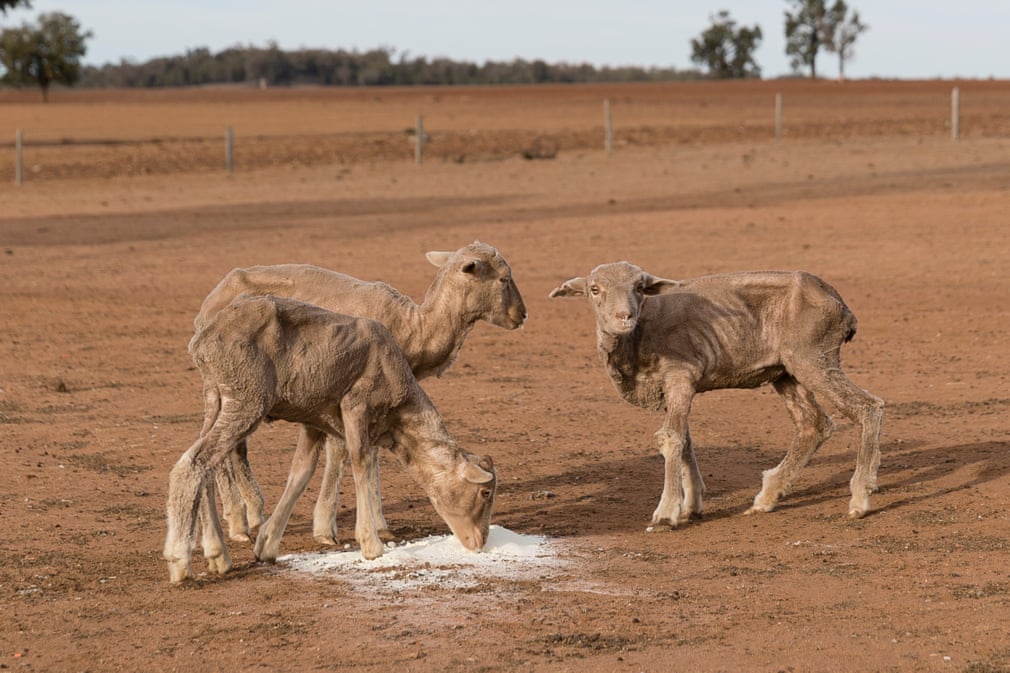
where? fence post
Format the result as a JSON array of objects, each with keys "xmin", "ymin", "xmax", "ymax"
[
  {"xmin": 951, "ymin": 86, "xmax": 960, "ymax": 141},
  {"xmin": 415, "ymin": 114, "xmax": 424, "ymax": 165},
  {"xmin": 225, "ymin": 126, "xmax": 234, "ymax": 175},
  {"xmin": 775, "ymin": 93, "xmax": 783, "ymax": 145},
  {"xmin": 15, "ymin": 129, "xmax": 24, "ymax": 185},
  {"xmin": 603, "ymin": 99, "xmax": 613, "ymax": 155}
]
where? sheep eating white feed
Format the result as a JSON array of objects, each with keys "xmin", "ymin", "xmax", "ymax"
[
  {"xmin": 164, "ymin": 295, "xmax": 496, "ymax": 584},
  {"xmin": 193, "ymin": 241, "xmax": 526, "ymax": 547}
]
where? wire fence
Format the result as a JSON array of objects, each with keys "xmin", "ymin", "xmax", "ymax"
[{"xmin": 2, "ymin": 85, "xmax": 1007, "ymax": 184}]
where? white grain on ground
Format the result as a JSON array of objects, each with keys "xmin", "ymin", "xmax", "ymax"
[{"xmin": 279, "ymin": 526, "xmax": 563, "ymax": 592}]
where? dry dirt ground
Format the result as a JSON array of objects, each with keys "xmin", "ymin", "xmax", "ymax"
[{"xmin": 2, "ymin": 81, "xmax": 1009, "ymax": 673}]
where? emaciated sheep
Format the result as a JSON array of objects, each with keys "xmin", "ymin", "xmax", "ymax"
[
  {"xmin": 550, "ymin": 262, "xmax": 883, "ymax": 529},
  {"xmin": 165, "ymin": 295, "xmax": 496, "ymax": 583},
  {"xmin": 194, "ymin": 241, "xmax": 525, "ymax": 546}
]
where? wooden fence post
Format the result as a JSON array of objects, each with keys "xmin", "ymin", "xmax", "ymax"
[
  {"xmin": 775, "ymin": 93, "xmax": 783, "ymax": 145},
  {"xmin": 951, "ymin": 87, "xmax": 960, "ymax": 141},
  {"xmin": 15, "ymin": 129, "xmax": 24, "ymax": 185},
  {"xmin": 603, "ymin": 99, "xmax": 613, "ymax": 155},
  {"xmin": 415, "ymin": 114, "xmax": 424, "ymax": 165},
  {"xmin": 225, "ymin": 126, "xmax": 234, "ymax": 175}
]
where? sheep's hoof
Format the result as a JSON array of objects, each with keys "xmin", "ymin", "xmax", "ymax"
[
  {"xmin": 743, "ymin": 504, "xmax": 774, "ymax": 516},
  {"xmin": 167, "ymin": 560, "xmax": 192, "ymax": 584},
  {"xmin": 378, "ymin": 528, "xmax": 396, "ymax": 543},
  {"xmin": 228, "ymin": 531, "xmax": 252, "ymax": 543},
  {"xmin": 358, "ymin": 534, "xmax": 385, "ymax": 560},
  {"xmin": 313, "ymin": 533, "xmax": 339, "ymax": 546},
  {"xmin": 646, "ymin": 521, "xmax": 676, "ymax": 533},
  {"xmin": 847, "ymin": 508, "xmax": 869, "ymax": 519},
  {"xmin": 206, "ymin": 552, "xmax": 232, "ymax": 576}
]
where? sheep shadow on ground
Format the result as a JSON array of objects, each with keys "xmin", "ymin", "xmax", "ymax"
[{"xmin": 485, "ymin": 438, "xmax": 1010, "ymax": 538}]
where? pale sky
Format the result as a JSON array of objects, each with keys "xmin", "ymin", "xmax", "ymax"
[{"xmin": 4, "ymin": 0, "xmax": 1009, "ymax": 80}]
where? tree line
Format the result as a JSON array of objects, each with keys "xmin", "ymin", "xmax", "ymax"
[
  {"xmin": 76, "ymin": 45, "xmax": 700, "ymax": 89},
  {"xmin": 1, "ymin": 0, "xmax": 868, "ymax": 102}
]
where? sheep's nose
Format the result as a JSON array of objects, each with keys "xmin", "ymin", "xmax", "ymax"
[{"xmin": 615, "ymin": 310, "xmax": 631, "ymax": 321}]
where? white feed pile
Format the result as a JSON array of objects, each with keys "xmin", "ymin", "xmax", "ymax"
[{"xmin": 280, "ymin": 525, "xmax": 562, "ymax": 592}]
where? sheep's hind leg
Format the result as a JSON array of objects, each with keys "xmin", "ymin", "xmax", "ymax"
[
  {"xmin": 214, "ymin": 441, "xmax": 259, "ymax": 543},
  {"xmin": 746, "ymin": 375, "xmax": 833, "ymax": 515},
  {"xmin": 200, "ymin": 478, "xmax": 232, "ymax": 576},
  {"xmin": 232, "ymin": 438, "xmax": 265, "ymax": 531},
  {"xmin": 164, "ymin": 442, "xmax": 205, "ymax": 583},
  {"xmin": 790, "ymin": 365, "xmax": 883, "ymax": 518},
  {"xmin": 165, "ymin": 406, "xmax": 256, "ymax": 583}
]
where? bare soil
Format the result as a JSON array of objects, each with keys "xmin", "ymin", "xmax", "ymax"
[{"xmin": 2, "ymin": 80, "xmax": 1009, "ymax": 673}]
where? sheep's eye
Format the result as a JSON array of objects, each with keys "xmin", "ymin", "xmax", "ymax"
[
  {"xmin": 589, "ymin": 285, "xmax": 600, "ymax": 296},
  {"xmin": 479, "ymin": 487, "xmax": 493, "ymax": 501}
]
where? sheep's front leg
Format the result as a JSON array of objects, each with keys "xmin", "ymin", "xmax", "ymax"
[
  {"xmin": 648, "ymin": 386, "xmax": 700, "ymax": 531},
  {"xmin": 312, "ymin": 434, "xmax": 348, "ymax": 545},
  {"xmin": 341, "ymin": 404, "xmax": 384, "ymax": 560},
  {"xmin": 312, "ymin": 436, "xmax": 394, "ymax": 545},
  {"xmin": 254, "ymin": 426, "xmax": 325, "ymax": 562}
]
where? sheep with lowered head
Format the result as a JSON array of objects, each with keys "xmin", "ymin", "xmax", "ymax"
[
  {"xmin": 164, "ymin": 294, "xmax": 496, "ymax": 583},
  {"xmin": 194, "ymin": 241, "xmax": 525, "ymax": 546},
  {"xmin": 550, "ymin": 262, "xmax": 883, "ymax": 529}
]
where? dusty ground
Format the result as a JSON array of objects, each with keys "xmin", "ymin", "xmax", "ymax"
[{"xmin": 2, "ymin": 81, "xmax": 1010, "ymax": 672}]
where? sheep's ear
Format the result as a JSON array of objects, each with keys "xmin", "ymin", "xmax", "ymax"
[
  {"xmin": 426, "ymin": 251, "xmax": 453, "ymax": 268},
  {"xmin": 642, "ymin": 274, "xmax": 682, "ymax": 296},
  {"xmin": 549, "ymin": 277, "xmax": 588, "ymax": 298},
  {"xmin": 458, "ymin": 457, "xmax": 495, "ymax": 484}
]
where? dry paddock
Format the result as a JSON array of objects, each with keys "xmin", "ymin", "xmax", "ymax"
[{"xmin": 2, "ymin": 80, "xmax": 1010, "ymax": 673}]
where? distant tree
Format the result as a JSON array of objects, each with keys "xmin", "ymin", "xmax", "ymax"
[
  {"xmin": 825, "ymin": 0, "xmax": 867, "ymax": 81},
  {"xmin": 784, "ymin": 0, "xmax": 837, "ymax": 79},
  {"xmin": 0, "ymin": 11, "xmax": 91, "ymax": 101},
  {"xmin": 690, "ymin": 10, "xmax": 763, "ymax": 79},
  {"xmin": 0, "ymin": 0, "xmax": 31, "ymax": 15}
]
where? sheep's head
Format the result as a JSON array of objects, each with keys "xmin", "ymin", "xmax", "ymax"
[
  {"xmin": 549, "ymin": 261, "xmax": 681, "ymax": 336},
  {"xmin": 426, "ymin": 241, "xmax": 527, "ymax": 330},
  {"xmin": 425, "ymin": 452, "xmax": 496, "ymax": 551}
]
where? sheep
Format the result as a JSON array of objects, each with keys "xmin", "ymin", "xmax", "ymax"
[
  {"xmin": 164, "ymin": 294, "xmax": 497, "ymax": 583},
  {"xmin": 549, "ymin": 262, "xmax": 883, "ymax": 529},
  {"xmin": 193, "ymin": 241, "xmax": 525, "ymax": 546}
]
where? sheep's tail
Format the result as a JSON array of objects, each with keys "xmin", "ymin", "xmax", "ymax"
[
  {"xmin": 844, "ymin": 312, "xmax": 857, "ymax": 343},
  {"xmin": 198, "ymin": 384, "xmax": 223, "ymax": 437},
  {"xmin": 810, "ymin": 272, "xmax": 858, "ymax": 343}
]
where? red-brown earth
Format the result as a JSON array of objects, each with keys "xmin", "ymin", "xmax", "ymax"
[{"xmin": 2, "ymin": 80, "xmax": 1009, "ymax": 672}]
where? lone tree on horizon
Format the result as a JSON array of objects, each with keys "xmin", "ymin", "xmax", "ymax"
[
  {"xmin": 784, "ymin": 0, "xmax": 834, "ymax": 79},
  {"xmin": 690, "ymin": 10, "xmax": 763, "ymax": 79},
  {"xmin": 0, "ymin": 11, "xmax": 92, "ymax": 102},
  {"xmin": 826, "ymin": 0, "xmax": 868, "ymax": 81},
  {"xmin": 0, "ymin": 0, "xmax": 31, "ymax": 14}
]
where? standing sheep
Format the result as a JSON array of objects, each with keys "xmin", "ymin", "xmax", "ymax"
[
  {"xmin": 194, "ymin": 241, "xmax": 525, "ymax": 546},
  {"xmin": 550, "ymin": 262, "xmax": 883, "ymax": 529},
  {"xmin": 165, "ymin": 295, "xmax": 496, "ymax": 583}
]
